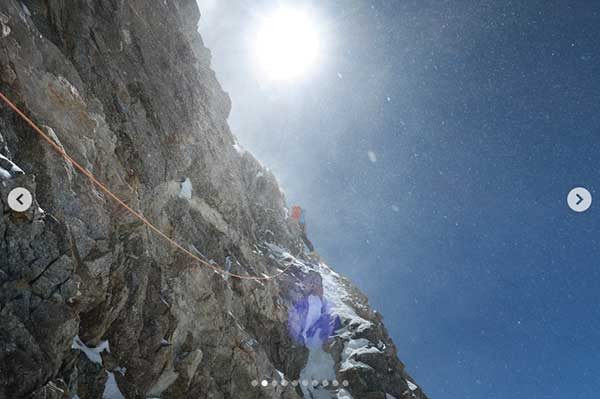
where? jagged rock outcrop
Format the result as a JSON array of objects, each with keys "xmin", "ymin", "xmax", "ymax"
[{"xmin": 0, "ymin": 1, "xmax": 427, "ymax": 398}]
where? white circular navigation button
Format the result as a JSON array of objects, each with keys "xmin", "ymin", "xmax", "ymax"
[
  {"xmin": 7, "ymin": 187, "xmax": 33, "ymax": 212},
  {"xmin": 567, "ymin": 187, "xmax": 592, "ymax": 213}
]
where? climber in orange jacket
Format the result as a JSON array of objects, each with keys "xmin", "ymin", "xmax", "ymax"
[{"xmin": 291, "ymin": 205, "xmax": 315, "ymax": 252}]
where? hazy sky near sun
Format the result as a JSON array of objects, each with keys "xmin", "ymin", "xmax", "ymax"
[{"xmin": 196, "ymin": 1, "xmax": 600, "ymax": 398}]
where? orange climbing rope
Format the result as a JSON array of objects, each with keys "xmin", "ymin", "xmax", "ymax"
[{"xmin": 0, "ymin": 91, "xmax": 292, "ymax": 281}]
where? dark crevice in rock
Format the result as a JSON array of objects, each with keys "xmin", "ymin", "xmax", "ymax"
[{"xmin": 27, "ymin": 255, "xmax": 61, "ymax": 285}]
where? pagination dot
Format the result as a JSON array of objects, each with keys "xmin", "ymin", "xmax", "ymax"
[{"xmin": 254, "ymin": 377, "xmax": 349, "ymax": 389}]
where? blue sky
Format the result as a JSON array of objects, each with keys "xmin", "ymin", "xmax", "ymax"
[{"xmin": 197, "ymin": 1, "xmax": 600, "ymax": 397}]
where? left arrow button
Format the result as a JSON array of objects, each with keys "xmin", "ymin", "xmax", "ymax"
[{"xmin": 7, "ymin": 187, "xmax": 33, "ymax": 212}]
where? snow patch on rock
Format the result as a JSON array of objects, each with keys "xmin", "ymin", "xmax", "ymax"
[
  {"xmin": 0, "ymin": 167, "xmax": 10, "ymax": 180},
  {"xmin": 337, "ymin": 389, "xmax": 353, "ymax": 399},
  {"xmin": 71, "ymin": 335, "xmax": 110, "ymax": 365},
  {"xmin": 0, "ymin": 18, "xmax": 10, "ymax": 38},
  {"xmin": 317, "ymin": 263, "xmax": 373, "ymax": 338},
  {"xmin": 300, "ymin": 346, "xmax": 337, "ymax": 398},
  {"xmin": 232, "ymin": 142, "xmax": 246, "ymax": 155},
  {"xmin": 340, "ymin": 338, "xmax": 379, "ymax": 372},
  {"xmin": 20, "ymin": 2, "xmax": 32, "ymax": 17},
  {"xmin": 178, "ymin": 177, "xmax": 193, "ymax": 200},
  {"xmin": 102, "ymin": 371, "xmax": 125, "ymax": 399},
  {"xmin": 407, "ymin": 380, "xmax": 419, "ymax": 391},
  {"xmin": 0, "ymin": 154, "xmax": 24, "ymax": 180}
]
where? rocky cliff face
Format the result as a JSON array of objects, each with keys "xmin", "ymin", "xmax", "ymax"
[{"xmin": 0, "ymin": 1, "xmax": 427, "ymax": 398}]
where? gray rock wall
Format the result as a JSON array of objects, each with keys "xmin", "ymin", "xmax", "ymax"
[{"xmin": 0, "ymin": 1, "xmax": 427, "ymax": 398}]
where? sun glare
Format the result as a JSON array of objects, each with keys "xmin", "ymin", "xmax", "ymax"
[{"xmin": 253, "ymin": 7, "xmax": 320, "ymax": 81}]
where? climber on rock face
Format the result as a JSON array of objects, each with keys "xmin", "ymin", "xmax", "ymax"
[{"xmin": 290, "ymin": 205, "xmax": 315, "ymax": 252}]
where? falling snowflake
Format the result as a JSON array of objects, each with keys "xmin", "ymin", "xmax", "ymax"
[{"xmin": 367, "ymin": 151, "xmax": 377, "ymax": 163}]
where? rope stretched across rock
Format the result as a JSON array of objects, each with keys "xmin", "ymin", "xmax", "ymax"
[{"xmin": 0, "ymin": 91, "xmax": 292, "ymax": 281}]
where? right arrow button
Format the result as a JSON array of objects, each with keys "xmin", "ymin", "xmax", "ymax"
[{"xmin": 568, "ymin": 187, "xmax": 592, "ymax": 213}]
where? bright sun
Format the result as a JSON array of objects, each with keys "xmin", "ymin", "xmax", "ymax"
[{"xmin": 254, "ymin": 7, "xmax": 320, "ymax": 81}]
